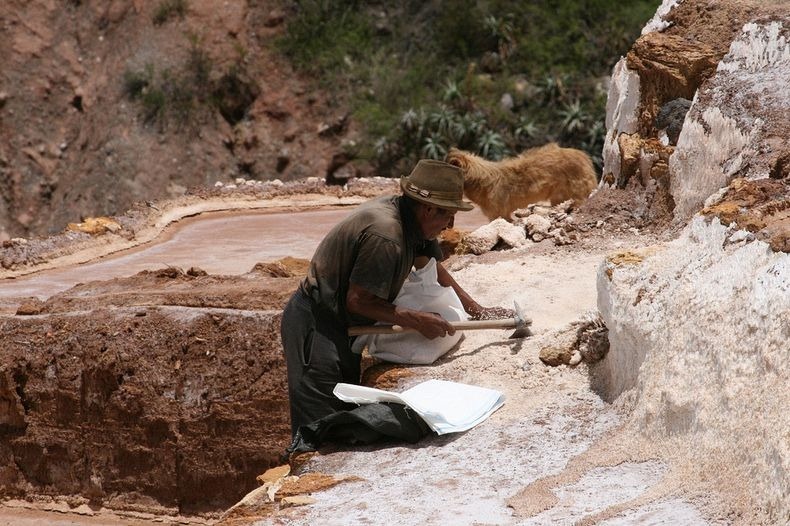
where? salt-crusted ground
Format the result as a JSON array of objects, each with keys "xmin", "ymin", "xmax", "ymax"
[{"xmin": 222, "ymin": 229, "xmax": 726, "ymax": 526}]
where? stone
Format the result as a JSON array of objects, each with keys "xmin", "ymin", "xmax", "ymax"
[
  {"xmin": 66, "ymin": 217, "xmax": 121, "ymax": 235},
  {"xmin": 568, "ymin": 351, "xmax": 583, "ymax": 366},
  {"xmin": 16, "ymin": 297, "xmax": 45, "ymax": 315},
  {"xmin": 770, "ymin": 151, "xmax": 789, "ymax": 180},
  {"xmin": 539, "ymin": 346, "xmax": 573, "ymax": 367},
  {"xmin": 257, "ymin": 465, "xmax": 290, "ymax": 484},
  {"xmin": 438, "ymin": 228, "xmax": 464, "ymax": 259},
  {"xmin": 463, "ymin": 219, "xmax": 527, "ymax": 255},
  {"xmin": 523, "ymin": 214, "xmax": 551, "ymax": 238},
  {"xmin": 655, "ymin": 98, "xmax": 692, "ymax": 145},
  {"xmin": 626, "ymin": 31, "xmax": 718, "ymax": 116}
]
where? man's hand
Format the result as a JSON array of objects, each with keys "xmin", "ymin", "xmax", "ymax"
[
  {"xmin": 396, "ymin": 308, "xmax": 456, "ymax": 339},
  {"xmin": 347, "ymin": 284, "xmax": 456, "ymax": 339},
  {"xmin": 435, "ymin": 262, "xmax": 516, "ymax": 322}
]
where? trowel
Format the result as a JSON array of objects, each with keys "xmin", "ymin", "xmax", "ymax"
[{"xmin": 348, "ymin": 301, "xmax": 532, "ymax": 339}]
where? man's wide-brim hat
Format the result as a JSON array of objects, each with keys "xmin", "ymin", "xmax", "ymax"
[{"xmin": 400, "ymin": 159, "xmax": 474, "ymax": 211}]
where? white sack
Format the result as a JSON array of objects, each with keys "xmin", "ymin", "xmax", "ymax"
[{"xmin": 354, "ymin": 258, "xmax": 468, "ymax": 364}]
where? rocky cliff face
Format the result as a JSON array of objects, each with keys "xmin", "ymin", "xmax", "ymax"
[
  {"xmin": 602, "ymin": 0, "xmax": 788, "ymax": 238},
  {"xmin": 0, "ymin": 0, "xmax": 354, "ymax": 240},
  {"xmin": 597, "ymin": 0, "xmax": 788, "ymax": 522}
]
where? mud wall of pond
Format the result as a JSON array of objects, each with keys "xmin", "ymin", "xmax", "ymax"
[
  {"xmin": 595, "ymin": 2, "xmax": 789, "ymax": 522},
  {"xmin": 0, "ymin": 307, "xmax": 290, "ymax": 515}
]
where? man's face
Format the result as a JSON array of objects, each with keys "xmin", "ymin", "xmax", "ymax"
[{"xmin": 417, "ymin": 204, "xmax": 457, "ymax": 239}]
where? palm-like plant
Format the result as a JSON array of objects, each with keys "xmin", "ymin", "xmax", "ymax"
[
  {"xmin": 454, "ymin": 112, "xmax": 486, "ymax": 148},
  {"xmin": 428, "ymin": 105, "xmax": 457, "ymax": 136},
  {"xmin": 539, "ymin": 74, "xmax": 567, "ymax": 103},
  {"xmin": 559, "ymin": 100, "xmax": 587, "ymax": 134},
  {"xmin": 399, "ymin": 108, "xmax": 421, "ymax": 132},
  {"xmin": 514, "ymin": 117, "xmax": 538, "ymax": 141},
  {"xmin": 476, "ymin": 130, "xmax": 506, "ymax": 160},
  {"xmin": 585, "ymin": 120, "xmax": 605, "ymax": 147},
  {"xmin": 442, "ymin": 79, "xmax": 462, "ymax": 104},
  {"xmin": 421, "ymin": 134, "xmax": 447, "ymax": 160},
  {"xmin": 374, "ymin": 136, "xmax": 391, "ymax": 159},
  {"xmin": 483, "ymin": 15, "xmax": 516, "ymax": 59}
]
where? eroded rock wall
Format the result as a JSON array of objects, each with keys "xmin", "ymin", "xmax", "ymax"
[
  {"xmin": 597, "ymin": 219, "xmax": 789, "ymax": 521},
  {"xmin": 672, "ymin": 20, "xmax": 790, "ymax": 220},
  {"xmin": 602, "ymin": 0, "xmax": 788, "ymax": 227},
  {"xmin": 597, "ymin": 1, "xmax": 789, "ymax": 522}
]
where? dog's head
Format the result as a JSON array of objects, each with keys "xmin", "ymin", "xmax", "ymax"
[{"xmin": 445, "ymin": 148, "xmax": 471, "ymax": 173}]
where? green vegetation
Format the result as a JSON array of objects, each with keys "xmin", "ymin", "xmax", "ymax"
[
  {"xmin": 152, "ymin": 0, "xmax": 188, "ymax": 26},
  {"xmin": 277, "ymin": 0, "xmax": 660, "ymax": 175},
  {"xmin": 123, "ymin": 37, "xmax": 258, "ymax": 131}
]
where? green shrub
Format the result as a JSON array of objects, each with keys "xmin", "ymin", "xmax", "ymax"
[
  {"xmin": 140, "ymin": 87, "xmax": 167, "ymax": 123},
  {"xmin": 122, "ymin": 37, "xmax": 258, "ymax": 130},
  {"xmin": 275, "ymin": 0, "xmax": 374, "ymax": 82},
  {"xmin": 122, "ymin": 67, "xmax": 152, "ymax": 99},
  {"xmin": 277, "ymin": 0, "xmax": 661, "ymax": 173},
  {"xmin": 152, "ymin": 0, "xmax": 188, "ymax": 26}
]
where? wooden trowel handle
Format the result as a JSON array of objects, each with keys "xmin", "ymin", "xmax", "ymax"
[{"xmin": 348, "ymin": 318, "xmax": 519, "ymax": 336}]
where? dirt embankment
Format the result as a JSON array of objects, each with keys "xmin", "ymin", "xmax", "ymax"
[
  {"xmin": 0, "ymin": 261, "xmax": 308, "ymax": 516},
  {"xmin": 0, "ymin": 0, "xmax": 357, "ymax": 241}
]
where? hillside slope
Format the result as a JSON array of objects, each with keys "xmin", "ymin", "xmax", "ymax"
[{"xmin": 0, "ymin": 0, "xmax": 352, "ymax": 239}]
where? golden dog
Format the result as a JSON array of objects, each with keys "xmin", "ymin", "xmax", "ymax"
[{"xmin": 446, "ymin": 144, "xmax": 598, "ymax": 221}]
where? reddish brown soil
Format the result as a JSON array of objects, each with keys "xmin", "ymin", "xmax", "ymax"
[
  {"xmin": 0, "ymin": 0, "xmax": 357, "ymax": 241},
  {"xmin": 0, "ymin": 262, "xmax": 304, "ymax": 517},
  {"xmin": 0, "ymin": 180, "xmax": 405, "ymax": 520},
  {"xmin": 0, "ymin": 185, "xmax": 472, "ymax": 520}
]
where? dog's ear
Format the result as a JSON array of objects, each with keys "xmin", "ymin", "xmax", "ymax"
[{"xmin": 445, "ymin": 148, "xmax": 468, "ymax": 170}]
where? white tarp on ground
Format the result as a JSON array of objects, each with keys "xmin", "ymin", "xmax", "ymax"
[{"xmin": 334, "ymin": 379, "xmax": 505, "ymax": 435}]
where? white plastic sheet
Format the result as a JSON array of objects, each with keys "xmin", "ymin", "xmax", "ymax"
[{"xmin": 334, "ymin": 379, "xmax": 505, "ymax": 435}]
